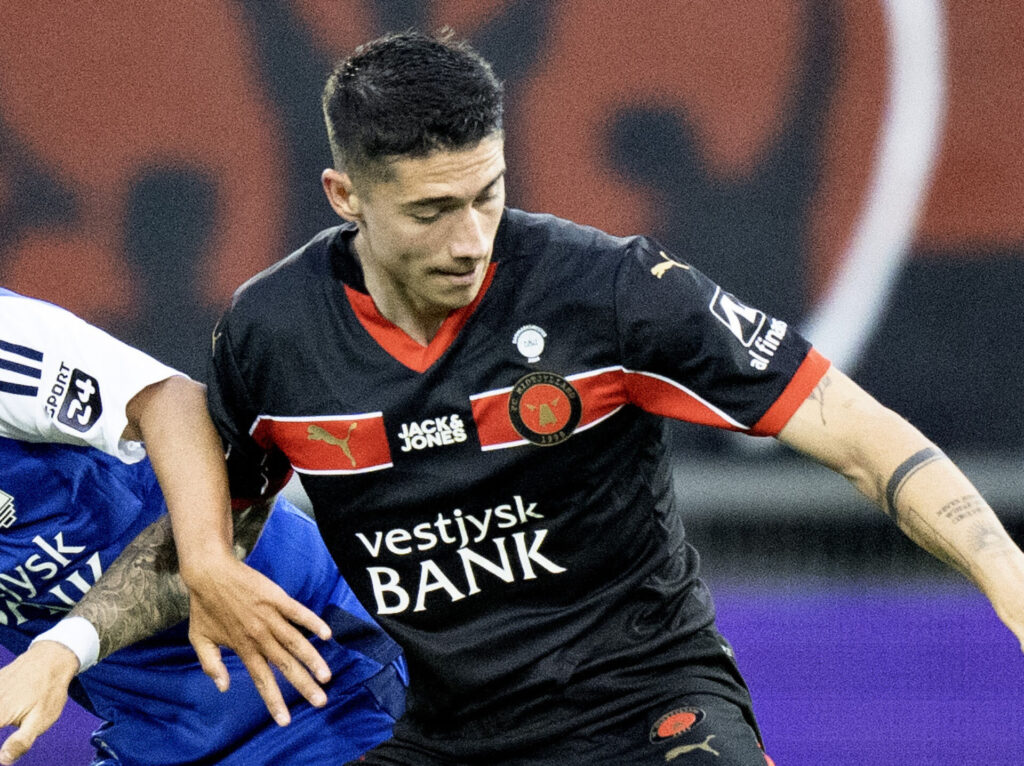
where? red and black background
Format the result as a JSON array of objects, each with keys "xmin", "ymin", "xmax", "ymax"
[{"xmin": 2, "ymin": 2, "xmax": 1023, "ymax": 762}]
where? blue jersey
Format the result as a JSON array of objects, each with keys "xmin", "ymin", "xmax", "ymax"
[{"xmin": 0, "ymin": 289, "xmax": 405, "ymax": 765}]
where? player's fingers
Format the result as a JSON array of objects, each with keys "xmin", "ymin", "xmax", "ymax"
[
  {"xmin": 0, "ymin": 723, "xmax": 39, "ymax": 765},
  {"xmin": 271, "ymin": 619, "xmax": 332, "ymax": 685},
  {"xmin": 237, "ymin": 652, "xmax": 292, "ymax": 726},
  {"xmin": 276, "ymin": 595, "xmax": 332, "ymax": 643},
  {"xmin": 250, "ymin": 631, "xmax": 328, "ymax": 709},
  {"xmin": 191, "ymin": 636, "xmax": 230, "ymax": 693}
]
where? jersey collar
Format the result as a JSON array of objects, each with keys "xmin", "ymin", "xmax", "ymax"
[{"xmin": 333, "ymin": 222, "xmax": 501, "ymax": 374}]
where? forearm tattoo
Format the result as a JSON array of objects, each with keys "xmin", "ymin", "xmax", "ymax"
[
  {"xmin": 900, "ymin": 500, "xmax": 1012, "ymax": 582},
  {"xmin": 884, "ymin": 446, "xmax": 944, "ymax": 522},
  {"xmin": 807, "ymin": 374, "xmax": 832, "ymax": 426},
  {"xmin": 936, "ymin": 494, "xmax": 986, "ymax": 525},
  {"xmin": 70, "ymin": 502, "xmax": 272, "ymax": 660},
  {"xmin": 965, "ymin": 519, "xmax": 1010, "ymax": 555},
  {"xmin": 70, "ymin": 515, "xmax": 189, "ymax": 660}
]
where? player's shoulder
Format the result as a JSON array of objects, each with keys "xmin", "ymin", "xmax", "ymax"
[
  {"xmin": 0, "ymin": 288, "xmax": 94, "ymax": 343},
  {"xmin": 1, "ymin": 287, "xmax": 65, "ymax": 318},
  {"xmin": 498, "ymin": 208, "xmax": 659, "ymax": 276},
  {"xmin": 500, "ymin": 208, "xmax": 639, "ymax": 255},
  {"xmin": 227, "ymin": 225, "xmax": 350, "ymax": 319}
]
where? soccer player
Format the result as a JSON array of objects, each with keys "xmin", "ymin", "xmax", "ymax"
[
  {"xmin": 187, "ymin": 31, "xmax": 1024, "ymax": 764},
  {"xmin": 0, "ymin": 288, "xmax": 405, "ymax": 765}
]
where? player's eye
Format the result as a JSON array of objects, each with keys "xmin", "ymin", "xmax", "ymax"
[{"xmin": 411, "ymin": 210, "xmax": 442, "ymax": 223}]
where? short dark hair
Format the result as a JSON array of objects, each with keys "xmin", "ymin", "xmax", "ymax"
[{"xmin": 322, "ymin": 30, "xmax": 504, "ymax": 179}]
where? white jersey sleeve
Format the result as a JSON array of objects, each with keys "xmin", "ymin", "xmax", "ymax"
[{"xmin": 0, "ymin": 290, "xmax": 184, "ymax": 462}]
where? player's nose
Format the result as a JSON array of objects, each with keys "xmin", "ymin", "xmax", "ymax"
[{"xmin": 449, "ymin": 207, "xmax": 490, "ymax": 261}]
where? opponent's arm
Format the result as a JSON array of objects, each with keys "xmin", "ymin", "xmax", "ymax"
[
  {"xmin": 125, "ymin": 376, "xmax": 331, "ymax": 725},
  {"xmin": 776, "ymin": 368, "xmax": 1024, "ymax": 647},
  {"xmin": 0, "ymin": 503, "xmax": 272, "ymax": 766},
  {"xmin": 73, "ymin": 501, "xmax": 271, "ymax": 657}
]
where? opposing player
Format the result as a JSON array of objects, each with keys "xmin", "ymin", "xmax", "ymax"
[
  {"xmin": 188, "ymin": 31, "xmax": 1024, "ymax": 764},
  {"xmin": 0, "ymin": 288, "xmax": 405, "ymax": 765}
]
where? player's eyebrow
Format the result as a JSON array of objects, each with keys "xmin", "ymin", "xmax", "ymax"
[{"xmin": 402, "ymin": 169, "xmax": 506, "ymax": 210}]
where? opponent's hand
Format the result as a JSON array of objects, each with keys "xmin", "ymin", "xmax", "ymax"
[
  {"xmin": 0, "ymin": 641, "xmax": 78, "ymax": 765},
  {"xmin": 184, "ymin": 556, "xmax": 333, "ymax": 726}
]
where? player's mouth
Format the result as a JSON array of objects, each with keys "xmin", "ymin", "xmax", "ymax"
[{"xmin": 434, "ymin": 264, "xmax": 482, "ymax": 286}]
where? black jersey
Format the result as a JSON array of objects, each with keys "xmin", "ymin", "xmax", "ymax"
[{"xmin": 208, "ymin": 208, "xmax": 828, "ymax": 751}]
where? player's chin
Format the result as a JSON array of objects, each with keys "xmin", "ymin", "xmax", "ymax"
[{"xmin": 431, "ymin": 277, "xmax": 484, "ymax": 307}]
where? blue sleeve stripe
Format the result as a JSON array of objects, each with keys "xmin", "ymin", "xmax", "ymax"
[
  {"xmin": 0, "ymin": 338, "xmax": 44, "ymax": 362},
  {"xmin": 0, "ymin": 380, "xmax": 38, "ymax": 396},
  {"xmin": 0, "ymin": 357, "xmax": 42, "ymax": 378}
]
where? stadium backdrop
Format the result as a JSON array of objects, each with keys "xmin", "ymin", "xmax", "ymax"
[{"xmin": 1, "ymin": 2, "xmax": 1022, "ymax": 763}]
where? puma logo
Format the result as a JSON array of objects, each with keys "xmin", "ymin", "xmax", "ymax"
[
  {"xmin": 665, "ymin": 735, "xmax": 720, "ymax": 760},
  {"xmin": 651, "ymin": 250, "xmax": 690, "ymax": 278},
  {"xmin": 308, "ymin": 422, "xmax": 357, "ymax": 467}
]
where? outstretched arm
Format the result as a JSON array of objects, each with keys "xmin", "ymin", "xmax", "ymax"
[
  {"xmin": 0, "ymin": 502, "xmax": 273, "ymax": 765},
  {"xmin": 777, "ymin": 367, "xmax": 1024, "ymax": 646},
  {"xmin": 125, "ymin": 376, "xmax": 332, "ymax": 725}
]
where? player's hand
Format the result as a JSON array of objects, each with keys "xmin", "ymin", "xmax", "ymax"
[
  {"xmin": 978, "ymin": 550, "xmax": 1024, "ymax": 653},
  {"xmin": 184, "ymin": 555, "xmax": 333, "ymax": 726},
  {"xmin": 0, "ymin": 641, "xmax": 78, "ymax": 765}
]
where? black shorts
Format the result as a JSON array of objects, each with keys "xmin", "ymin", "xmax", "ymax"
[
  {"xmin": 349, "ymin": 691, "xmax": 773, "ymax": 765},
  {"xmin": 347, "ymin": 629, "xmax": 775, "ymax": 766}
]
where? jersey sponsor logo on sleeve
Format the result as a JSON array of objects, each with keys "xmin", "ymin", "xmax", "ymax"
[
  {"xmin": 251, "ymin": 413, "xmax": 392, "ymax": 475},
  {"xmin": 0, "ymin": 489, "xmax": 16, "ymax": 529},
  {"xmin": 55, "ymin": 368, "xmax": 103, "ymax": 432},
  {"xmin": 709, "ymin": 287, "xmax": 766, "ymax": 347},
  {"xmin": 746, "ymin": 318, "xmax": 788, "ymax": 371},
  {"xmin": 0, "ymin": 338, "xmax": 43, "ymax": 397},
  {"xmin": 709, "ymin": 287, "xmax": 791, "ymax": 370},
  {"xmin": 650, "ymin": 250, "xmax": 690, "ymax": 279},
  {"xmin": 210, "ymin": 322, "xmax": 224, "ymax": 356}
]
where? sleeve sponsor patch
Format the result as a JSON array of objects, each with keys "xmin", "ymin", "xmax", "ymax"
[
  {"xmin": 55, "ymin": 368, "xmax": 103, "ymax": 432},
  {"xmin": 708, "ymin": 287, "xmax": 789, "ymax": 371},
  {"xmin": 708, "ymin": 287, "xmax": 766, "ymax": 347}
]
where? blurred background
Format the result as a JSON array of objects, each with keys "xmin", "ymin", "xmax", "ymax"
[{"xmin": 1, "ymin": 0, "xmax": 1022, "ymax": 762}]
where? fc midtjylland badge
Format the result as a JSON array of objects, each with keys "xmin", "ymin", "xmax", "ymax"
[{"xmin": 508, "ymin": 371, "xmax": 581, "ymax": 446}]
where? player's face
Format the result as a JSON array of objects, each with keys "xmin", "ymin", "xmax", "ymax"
[{"xmin": 325, "ymin": 135, "xmax": 506, "ymax": 341}]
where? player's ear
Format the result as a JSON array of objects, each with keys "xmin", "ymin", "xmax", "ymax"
[{"xmin": 322, "ymin": 168, "xmax": 363, "ymax": 222}]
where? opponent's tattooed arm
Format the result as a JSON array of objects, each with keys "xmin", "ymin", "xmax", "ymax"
[{"xmin": 70, "ymin": 501, "xmax": 272, "ymax": 661}]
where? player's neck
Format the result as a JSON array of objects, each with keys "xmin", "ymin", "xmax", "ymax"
[{"xmin": 361, "ymin": 273, "xmax": 447, "ymax": 347}]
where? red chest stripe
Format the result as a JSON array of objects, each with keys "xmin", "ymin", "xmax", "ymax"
[
  {"xmin": 470, "ymin": 349, "xmax": 830, "ymax": 450},
  {"xmin": 250, "ymin": 413, "xmax": 393, "ymax": 474},
  {"xmin": 470, "ymin": 367, "xmax": 624, "ymax": 450}
]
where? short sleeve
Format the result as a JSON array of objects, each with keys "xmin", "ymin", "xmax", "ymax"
[
  {"xmin": 207, "ymin": 309, "xmax": 291, "ymax": 505},
  {"xmin": 614, "ymin": 240, "xmax": 830, "ymax": 436},
  {"xmin": 0, "ymin": 290, "xmax": 183, "ymax": 461}
]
